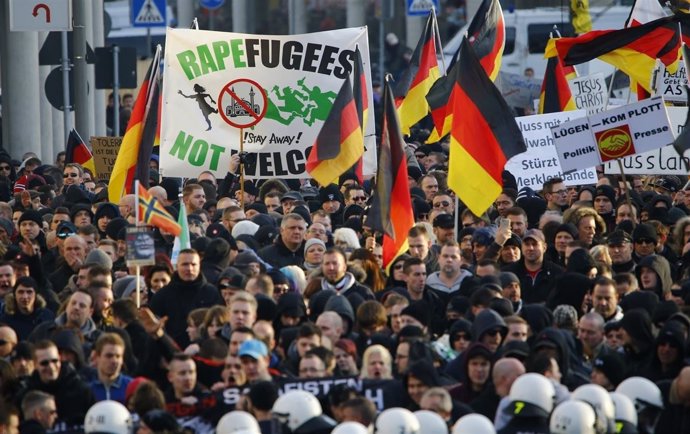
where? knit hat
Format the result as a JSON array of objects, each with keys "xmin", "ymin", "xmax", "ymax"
[
  {"xmin": 319, "ymin": 184, "xmax": 342, "ymax": 204},
  {"xmin": 553, "ymin": 305, "xmax": 578, "ymax": 330},
  {"xmin": 305, "ymin": 238, "xmax": 326, "ymax": 253},
  {"xmin": 555, "ymin": 223, "xmax": 579, "ymax": 240},
  {"xmin": 401, "ymin": 300, "xmax": 431, "ymax": 328},
  {"xmin": 18, "ymin": 210, "xmax": 43, "ymax": 227},
  {"xmin": 0, "ymin": 218, "xmax": 14, "ymax": 237},
  {"xmin": 105, "ymin": 218, "xmax": 128, "ymax": 240},
  {"xmin": 84, "ymin": 248, "xmax": 113, "ymax": 270},
  {"xmin": 472, "ymin": 227, "xmax": 495, "ymax": 246},
  {"xmin": 141, "ymin": 410, "xmax": 180, "ymax": 433},
  {"xmin": 632, "ymin": 223, "xmax": 658, "ymax": 243},
  {"xmin": 592, "ymin": 352, "xmax": 626, "ymax": 387},
  {"xmin": 231, "ymin": 220, "xmax": 260, "ymax": 238},
  {"xmin": 594, "ymin": 185, "xmax": 616, "ymax": 204},
  {"xmin": 499, "ymin": 272, "xmax": 520, "ymax": 288},
  {"xmin": 619, "ymin": 308, "xmax": 655, "ymax": 345}
]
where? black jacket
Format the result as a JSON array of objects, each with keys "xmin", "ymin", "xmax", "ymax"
[
  {"xmin": 18, "ymin": 364, "xmax": 95, "ymax": 427},
  {"xmin": 502, "ymin": 259, "xmax": 564, "ymax": 304},
  {"xmin": 258, "ymin": 236, "xmax": 305, "ymax": 268},
  {"xmin": 149, "ymin": 272, "xmax": 224, "ymax": 348}
]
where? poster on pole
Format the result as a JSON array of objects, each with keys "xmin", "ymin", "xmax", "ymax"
[
  {"xmin": 552, "ymin": 97, "xmax": 673, "ymax": 172},
  {"xmin": 568, "ymin": 73, "xmax": 608, "ymax": 114},
  {"xmin": 605, "ymin": 106, "xmax": 690, "ymax": 174},
  {"xmin": 653, "ymin": 63, "xmax": 687, "ymax": 104},
  {"xmin": 505, "ymin": 110, "xmax": 598, "ymax": 189},
  {"xmin": 160, "ymin": 28, "xmax": 376, "ymax": 180},
  {"xmin": 90, "ymin": 136, "xmax": 122, "ymax": 182}
]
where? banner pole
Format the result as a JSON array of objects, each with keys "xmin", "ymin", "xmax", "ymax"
[
  {"xmin": 136, "ymin": 266, "xmax": 141, "ymax": 308},
  {"xmin": 240, "ymin": 128, "xmax": 245, "ymax": 211}
]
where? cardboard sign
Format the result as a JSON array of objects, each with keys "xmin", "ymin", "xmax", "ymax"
[
  {"xmin": 605, "ymin": 106, "xmax": 690, "ymax": 174},
  {"xmin": 552, "ymin": 97, "xmax": 673, "ymax": 172},
  {"xmin": 653, "ymin": 62, "xmax": 687, "ymax": 104},
  {"xmin": 126, "ymin": 227, "xmax": 156, "ymax": 266},
  {"xmin": 505, "ymin": 110, "xmax": 598, "ymax": 189},
  {"xmin": 90, "ymin": 136, "xmax": 122, "ymax": 181},
  {"xmin": 569, "ymin": 73, "xmax": 608, "ymax": 114}
]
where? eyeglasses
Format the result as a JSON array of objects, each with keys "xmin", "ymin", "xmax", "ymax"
[
  {"xmin": 308, "ymin": 229, "xmax": 326, "ymax": 235},
  {"xmin": 39, "ymin": 358, "xmax": 59, "ymax": 367},
  {"xmin": 635, "ymin": 238, "xmax": 656, "ymax": 245},
  {"xmin": 433, "ymin": 201, "xmax": 450, "ymax": 208},
  {"xmin": 43, "ymin": 408, "xmax": 57, "ymax": 415},
  {"xmin": 0, "ymin": 166, "xmax": 10, "ymax": 171},
  {"xmin": 551, "ymin": 189, "xmax": 568, "ymax": 196},
  {"xmin": 63, "ymin": 173, "xmax": 78, "ymax": 178},
  {"xmin": 352, "ymin": 196, "xmax": 367, "ymax": 202}
]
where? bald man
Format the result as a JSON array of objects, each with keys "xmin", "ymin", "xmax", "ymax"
[
  {"xmin": 148, "ymin": 186, "xmax": 170, "ymax": 207},
  {"xmin": 316, "ymin": 311, "xmax": 344, "ymax": 347},
  {"xmin": 49, "ymin": 235, "xmax": 87, "ymax": 293},
  {"xmin": 0, "ymin": 326, "xmax": 17, "ymax": 358},
  {"xmin": 491, "ymin": 358, "xmax": 527, "ymax": 430},
  {"xmin": 118, "ymin": 195, "xmax": 135, "ymax": 222}
]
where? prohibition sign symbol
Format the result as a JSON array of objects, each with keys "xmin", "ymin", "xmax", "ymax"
[{"xmin": 218, "ymin": 78, "xmax": 268, "ymax": 128}]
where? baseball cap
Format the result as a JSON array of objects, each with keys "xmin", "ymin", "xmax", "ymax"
[
  {"xmin": 281, "ymin": 191, "xmax": 303, "ymax": 202},
  {"xmin": 523, "ymin": 229, "xmax": 545, "ymax": 243},
  {"xmin": 238, "ymin": 339, "xmax": 268, "ymax": 360},
  {"xmin": 56, "ymin": 221, "xmax": 77, "ymax": 238}
]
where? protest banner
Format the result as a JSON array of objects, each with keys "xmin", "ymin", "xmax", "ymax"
[
  {"xmin": 653, "ymin": 62, "xmax": 687, "ymax": 104},
  {"xmin": 605, "ymin": 106, "xmax": 690, "ymax": 174},
  {"xmin": 568, "ymin": 73, "xmax": 608, "ymax": 114},
  {"xmin": 90, "ymin": 136, "xmax": 122, "ymax": 181},
  {"xmin": 552, "ymin": 97, "xmax": 673, "ymax": 172},
  {"xmin": 160, "ymin": 28, "xmax": 376, "ymax": 179},
  {"xmin": 505, "ymin": 110, "xmax": 597, "ymax": 189}
]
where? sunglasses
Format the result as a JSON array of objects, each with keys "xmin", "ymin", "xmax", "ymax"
[
  {"xmin": 635, "ymin": 238, "xmax": 655, "ymax": 245},
  {"xmin": 352, "ymin": 196, "xmax": 367, "ymax": 201},
  {"xmin": 39, "ymin": 358, "xmax": 59, "ymax": 367},
  {"xmin": 434, "ymin": 201, "xmax": 450, "ymax": 208},
  {"xmin": 0, "ymin": 166, "xmax": 10, "ymax": 171},
  {"xmin": 63, "ymin": 173, "xmax": 78, "ymax": 178}
]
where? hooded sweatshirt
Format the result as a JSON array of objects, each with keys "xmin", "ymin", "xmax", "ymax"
[{"xmin": 635, "ymin": 254, "xmax": 673, "ymax": 299}]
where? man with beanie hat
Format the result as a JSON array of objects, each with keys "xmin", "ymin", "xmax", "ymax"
[
  {"xmin": 400, "ymin": 301, "xmax": 432, "ymax": 333},
  {"xmin": 591, "ymin": 352, "xmax": 626, "ymax": 390},
  {"xmin": 594, "ymin": 185, "xmax": 617, "ymax": 232},
  {"xmin": 619, "ymin": 308, "xmax": 656, "ymax": 378},
  {"xmin": 632, "ymin": 223, "xmax": 659, "ymax": 261},
  {"xmin": 319, "ymin": 185, "xmax": 344, "ymax": 226}
]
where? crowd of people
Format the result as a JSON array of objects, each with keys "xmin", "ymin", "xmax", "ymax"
[{"xmin": 0, "ymin": 144, "xmax": 687, "ymax": 434}]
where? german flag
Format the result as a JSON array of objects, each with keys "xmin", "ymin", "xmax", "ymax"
[
  {"xmin": 306, "ymin": 75, "xmax": 364, "ymax": 187},
  {"xmin": 672, "ymin": 43, "xmax": 690, "ymax": 167},
  {"xmin": 426, "ymin": 0, "xmax": 505, "ymax": 142},
  {"xmin": 626, "ymin": 0, "xmax": 668, "ymax": 99},
  {"xmin": 538, "ymin": 56, "xmax": 577, "ymax": 114},
  {"xmin": 448, "ymin": 37, "xmax": 526, "ymax": 216},
  {"xmin": 394, "ymin": 13, "xmax": 440, "ymax": 136},
  {"xmin": 348, "ymin": 47, "xmax": 368, "ymax": 185},
  {"xmin": 137, "ymin": 184, "xmax": 181, "ymax": 236},
  {"xmin": 545, "ymin": 16, "xmax": 681, "ymax": 93},
  {"xmin": 367, "ymin": 79, "xmax": 415, "ymax": 269},
  {"xmin": 109, "ymin": 46, "xmax": 162, "ymax": 203},
  {"xmin": 65, "ymin": 128, "xmax": 96, "ymax": 177}
]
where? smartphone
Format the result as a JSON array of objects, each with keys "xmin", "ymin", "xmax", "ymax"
[{"xmin": 500, "ymin": 218, "xmax": 511, "ymax": 230}]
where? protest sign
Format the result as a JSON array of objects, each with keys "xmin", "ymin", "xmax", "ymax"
[
  {"xmin": 569, "ymin": 73, "xmax": 608, "ymax": 114},
  {"xmin": 552, "ymin": 97, "xmax": 673, "ymax": 172},
  {"xmin": 605, "ymin": 106, "xmax": 690, "ymax": 174},
  {"xmin": 90, "ymin": 136, "xmax": 122, "ymax": 181},
  {"xmin": 160, "ymin": 28, "xmax": 376, "ymax": 180},
  {"xmin": 653, "ymin": 62, "xmax": 687, "ymax": 104},
  {"xmin": 505, "ymin": 110, "xmax": 597, "ymax": 189},
  {"xmin": 496, "ymin": 71, "xmax": 541, "ymax": 110}
]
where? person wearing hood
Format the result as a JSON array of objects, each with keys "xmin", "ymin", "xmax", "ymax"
[
  {"xmin": 403, "ymin": 359, "xmax": 446, "ymax": 410},
  {"xmin": 532, "ymin": 327, "xmax": 589, "ymax": 390},
  {"xmin": 200, "ymin": 238, "xmax": 231, "ymax": 285},
  {"xmin": 149, "ymin": 249, "xmax": 224, "ymax": 348},
  {"xmin": 619, "ymin": 308, "xmax": 656, "ymax": 378},
  {"xmin": 636, "ymin": 254, "xmax": 673, "ymax": 300},
  {"xmin": 643, "ymin": 320, "xmax": 687, "ymax": 382},
  {"xmin": 93, "ymin": 203, "xmax": 120, "ymax": 240},
  {"xmin": 448, "ymin": 343, "xmax": 493, "ymax": 404},
  {"xmin": 17, "ymin": 340, "xmax": 95, "ymax": 427},
  {"xmin": 0, "ymin": 277, "xmax": 54, "ymax": 341}
]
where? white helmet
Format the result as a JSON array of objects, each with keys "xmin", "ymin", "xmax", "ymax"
[
  {"xmin": 84, "ymin": 401, "xmax": 133, "ymax": 434},
  {"xmin": 572, "ymin": 383, "xmax": 616, "ymax": 433},
  {"xmin": 375, "ymin": 408, "xmax": 420, "ymax": 434},
  {"xmin": 216, "ymin": 411, "xmax": 261, "ymax": 434},
  {"xmin": 616, "ymin": 377, "xmax": 664, "ymax": 434},
  {"xmin": 332, "ymin": 421, "xmax": 369, "ymax": 434},
  {"xmin": 414, "ymin": 410, "xmax": 448, "ymax": 434},
  {"xmin": 507, "ymin": 373, "xmax": 556, "ymax": 417},
  {"xmin": 451, "ymin": 414, "xmax": 496, "ymax": 434},
  {"xmin": 616, "ymin": 377, "xmax": 664, "ymax": 411},
  {"xmin": 272, "ymin": 390, "xmax": 323, "ymax": 432},
  {"xmin": 609, "ymin": 392, "xmax": 638, "ymax": 434},
  {"xmin": 550, "ymin": 400, "xmax": 601, "ymax": 434}
]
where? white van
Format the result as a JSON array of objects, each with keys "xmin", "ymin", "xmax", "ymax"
[{"xmin": 441, "ymin": 6, "xmax": 634, "ymax": 79}]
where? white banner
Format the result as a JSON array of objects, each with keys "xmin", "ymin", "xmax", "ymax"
[
  {"xmin": 506, "ymin": 110, "xmax": 597, "ymax": 189},
  {"xmin": 552, "ymin": 97, "xmax": 673, "ymax": 173},
  {"xmin": 605, "ymin": 106, "xmax": 690, "ymax": 174},
  {"xmin": 160, "ymin": 28, "xmax": 376, "ymax": 179},
  {"xmin": 653, "ymin": 62, "xmax": 687, "ymax": 104},
  {"xmin": 569, "ymin": 73, "xmax": 608, "ymax": 114}
]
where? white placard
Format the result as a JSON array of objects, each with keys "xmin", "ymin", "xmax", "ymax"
[
  {"xmin": 506, "ymin": 110, "xmax": 597, "ymax": 189},
  {"xmin": 653, "ymin": 63, "xmax": 687, "ymax": 104},
  {"xmin": 569, "ymin": 73, "xmax": 608, "ymax": 114}
]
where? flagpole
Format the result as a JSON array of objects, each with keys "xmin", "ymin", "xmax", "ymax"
[
  {"xmin": 134, "ymin": 180, "xmax": 141, "ymax": 308},
  {"xmin": 430, "ymin": 7, "xmax": 447, "ymax": 75}
]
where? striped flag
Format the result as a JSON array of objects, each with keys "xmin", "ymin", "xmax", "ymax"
[
  {"xmin": 109, "ymin": 46, "xmax": 162, "ymax": 203},
  {"xmin": 394, "ymin": 12, "xmax": 440, "ymax": 136},
  {"xmin": 448, "ymin": 37, "xmax": 526, "ymax": 216},
  {"xmin": 366, "ymin": 79, "xmax": 415, "ymax": 269},
  {"xmin": 170, "ymin": 200, "xmax": 191, "ymax": 268},
  {"xmin": 545, "ymin": 16, "xmax": 682, "ymax": 94},
  {"xmin": 538, "ymin": 56, "xmax": 577, "ymax": 114},
  {"xmin": 426, "ymin": 0, "xmax": 505, "ymax": 142},
  {"xmin": 626, "ymin": 0, "xmax": 669, "ymax": 99},
  {"xmin": 137, "ymin": 183, "xmax": 181, "ymax": 236},
  {"xmin": 65, "ymin": 128, "xmax": 96, "ymax": 176},
  {"xmin": 306, "ymin": 74, "xmax": 364, "ymax": 187}
]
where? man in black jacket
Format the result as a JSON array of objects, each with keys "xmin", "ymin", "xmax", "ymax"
[
  {"xmin": 19, "ymin": 391, "xmax": 57, "ymax": 434},
  {"xmin": 259, "ymin": 213, "xmax": 307, "ymax": 268},
  {"xmin": 149, "ymin": 249, "xmax": 224, "ymax": 348}
]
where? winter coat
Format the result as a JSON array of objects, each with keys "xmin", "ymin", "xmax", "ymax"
[{"xmin": 0, "ymin": 293, "xmax": 54, "ymax": 340}]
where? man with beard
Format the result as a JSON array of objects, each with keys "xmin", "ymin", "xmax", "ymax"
[
  {"xmin": 149, "ymin": 249, "xmax": 223, "ymax": 347},
  {"xmin": 319, "ymin": 248, "xmax": 373, "ymax": 300},
  {"xmin": 426, "ymin": 241, "xmax": 475, "ymax": 304}
]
